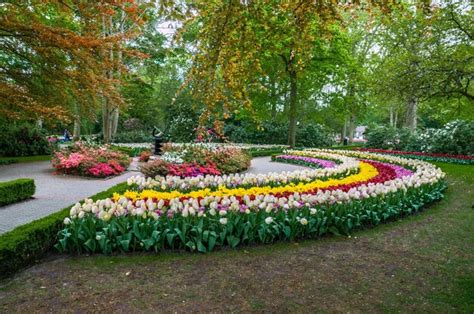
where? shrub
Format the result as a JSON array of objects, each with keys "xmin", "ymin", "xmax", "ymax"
[
  {"xmin": 207, "ymin": 146, "xmax": 251, "ymax": 174},
  {"xmin": 110, "ymin": 145, "xmax": 149, "ymax": 157},
  {"xmin": 0, "ymin": 182, "xmax": 128, "ymax": 279},
  {"xmin": 140, "ymin": 144, "xmax": 251, "ymax": 178},
  {"xmin": 417, "ymin": 120, "xmax": 474, "ymax": 155},
  {"xmin": 296, "ymin": 124, "xmax": 335, "ymax": 147},
  {"xmin": 0, "ymin": 179, "xmax": 35, "ymax": 206},
  {"xmin": 0, "ymin": 123, "xmax": 51, "ymax": 157},
  {"xmin": 138, "ymin": 150, "xmax": 152, "ymax": 162},
  {"xmin": 0, "ymin": 159, "xmax": 17, "ymax": 166},
  {"xmin": 112, "ymin": 130, "xmax": 152, "ymax": 143},
  {"xmin": 224, "ymin": 121, "xmax": 335, "ymax": 147},
  {"xmin": 365, "ymin": 126, "xmax": 414, "ymax": 151},
  {"xmin": 140, "ymin": 159, "xmax": 221, "ymax": 178},
  {"xmin": 52, "ymin": 142, "xmax": 130, "ymax": 177},
  {"xmin": 366, "ymin": 120, "xmax": 474, "ymax": 155}
]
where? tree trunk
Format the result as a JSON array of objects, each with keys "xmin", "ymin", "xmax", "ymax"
[
  {"xmin": 389, "ymin": 106, "xmax": 394, "ymax": 127},
  {"xmin": 287, "ymin": 70, "xmax": 297, "ymax": 147},
  {"xmin": 270, "ymin": 79, "xmax": 277, "ymax": 120},
  {"xmin": 111, "ymin": 108, "xmax": 119, "ymax": 137},
  {"xmin": 405, "ymin": 98, "xmax": 417, "ymax": 132},
  {"xmin": 102, "ymin": 16, "xmax": 115, "ymax": 143},
  {"xmin": 394, "ymin": 110, "xmax": 398, "ymax": 128},
  {"xmin": 73, "ymin": 117, "xmax": 81, "ymax": 139},
  {"xmin": 348, "ymin": 113, "xmax": 356, "ymax": 143},
  {"xmin": 342, "ymin": 117, "xmax": 348, "ymax": 144}
]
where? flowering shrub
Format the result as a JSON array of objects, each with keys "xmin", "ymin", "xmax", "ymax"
[
  {"xmin": 56, "ymin": 150, "xmax": 446, "ymax": 254},
  {"xmin": 140, "ymin": 143, "xmax": 251, "ymax": 178},
  {"xmin": 52, "ymin": 142, "xmax": 130, "ymax": 177},
  {"xmin": 416, "ymin": 120, "xmax": 473, "ymax": 155},
  {"xmin": 140, "ymin": 159, "xmax": 221, "ymax": 178},
  {"xmin": 138, "ymin": 150, "xmax": 152, "ymax": 162},
  {"xmin": 365, "ymin": 120, "xmax": 474, "ymax": 155},
  {"xmin": 168, "ymin": 162, "xmax": 221, "ymax": 177}
]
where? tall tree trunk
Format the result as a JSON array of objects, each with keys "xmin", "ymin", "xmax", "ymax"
[
  {"xmin": 102, "ymin": 16, "xmax": 115, "ymax": 143},
  {"xmin": 73, "ymin": 117, "xmax": 81, "ymax": 139},
  {"xmin": 348, "ymin": 113, "xmax": 356, "ymax": 143},
  {"xmin": 111, "ymin": 108, "xmax": 119, "ymax": 137},
  {"xmin": 270, "ymin": 79, "xmax": 277, "ymax": 120},
  {"xmin": 394, "ymin": 110, "xmax": 398, "ymax": 128},
  {"xmin": 405, "ymin": 98, "xmax": 417, "ymax": 132},
  {"xmin": 287, "ymin": 70, "xmax": 297, "ymax": 147},
  {"xmin": 389, "ymin": 106, "xmax": 394, "ymax": 127},
  {"xmin": 111, "ymin": 11, "xmax": 125, "ymax": 139},
  {"xmin": 342, "ymin": 117, "xmax": 348, "ymax": 144}
]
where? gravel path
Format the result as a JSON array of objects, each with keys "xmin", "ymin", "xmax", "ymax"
[{"xmin": 0, "ymin": 157, "xmax": 303, "ymax": 234}]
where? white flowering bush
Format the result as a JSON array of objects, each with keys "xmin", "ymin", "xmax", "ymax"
[{"xmin": 417, "ymin": 120, "xmax": 473, "ymax": 155}]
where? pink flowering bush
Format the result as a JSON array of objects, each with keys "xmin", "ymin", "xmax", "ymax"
[{"xmin": 52, "ymin": 142, "xmax": 130, "ymax": 177}]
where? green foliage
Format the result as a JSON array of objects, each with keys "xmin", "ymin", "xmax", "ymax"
[
  {"xmin": 366, "ymin": 120, "xmax": 474, "ymax": 155},
  {"xmin": 296, "ymin": 124, "xmax": 335, "ymax": 148},
  {"xmin": 0, "ymin": 179, "xmax": 35, "ymax": 206},
  {"xmin": 56, "ymin": 181, "xmax": 446, "ymax": 255},
  {"xmin": 0, "ymin": 159, "xmax": 17, "ymax": 165},
  {"xmin": 0, "ymin": 182, "xmax": 129, "ymax": 279},
  {"xmin": 112, "ymin": 130, "xmax": 152, "ymax": 143},
  {"xmin": 0, "ymin": 123, "xmax": 51, "ymax": 157},
  {"xmin": 416, "ymin": 120, "xmax": 474, "ymax": 155},
  {"xmin": 365, "ymin": 126, "xmax": 414, "ymax": 150},
  {"xmin": 110, "ymin": 145, "xmax": 150, "ymax": 157},
  {"xmin": 247, "ymin": 148, "xmax": 284, "ymax": 157},
  {"xmin": 225, "ymin": 121, "xmax": 334, "ymax": 147}
]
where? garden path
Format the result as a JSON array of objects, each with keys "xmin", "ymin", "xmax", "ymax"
[
  {"xmin": 0, "ymin": 160, "xmax": 139, "ymax": 234},
  {"xmin": 0, "ymin": 157, "xmax": 304, "ymax": 234},
  {"xmin": 245, "ymin": 156, "xmax": 308, "ymax": 174}
]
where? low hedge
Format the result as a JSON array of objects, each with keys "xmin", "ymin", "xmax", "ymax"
[
  {"xmin": 248, "ymin": 149, "xmax": 284, "ymax": 157},
  {"xmin": 110, "ymin": 145, "xmax": 150, "ymax": 157},
  {"xmin": 0, "ymin": 182, "xmax": 128, "ymax": 279},
  {"xmin": 0, "ymin": 159, "xmax": 17, "ymax": 166},
  {"xmin": 0, "ymin": 179, "xmax": 35, "ymax": 206}
]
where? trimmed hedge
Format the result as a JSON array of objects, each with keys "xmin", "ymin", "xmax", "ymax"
[
  {"xmin": 0, "ymin": 159, "xmax": 17, "ymax": 166},
  {"xmin": 0, "ymin": 179, "xmax": 35, "ymax": 206},
  {"xmin": 0, "ymin": 182, "xmax": 128, "ymax": 279},
  {"xmin": 248, "ymin": 149, "xmax": 284, "ymax": 157}
]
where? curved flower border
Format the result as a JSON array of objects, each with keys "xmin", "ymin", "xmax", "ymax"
[{"xmin": 56, "ymin": 149, "xmax": 446, "ymax": 254}]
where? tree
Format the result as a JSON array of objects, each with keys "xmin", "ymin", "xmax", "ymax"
[
  {"xmin": 168, "ymin": 1, "xmax": 395, "ymax": 146},
  {"xmin": 370, "ymin": 1, "xmax": 473, "ymax": 132},
  {"xmin": 0, "ymin": 0, "xmax": 145, "ymax": 142}
]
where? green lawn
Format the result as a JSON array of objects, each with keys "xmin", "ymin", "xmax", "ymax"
[{"xmin": 0, "ymin": 163, "xmax": 472, "ymax": 312}]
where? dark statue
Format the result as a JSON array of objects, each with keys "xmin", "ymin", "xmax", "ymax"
[{"xmin": 152, "ymin": 127, "xmax": 163, "ymax": 155}]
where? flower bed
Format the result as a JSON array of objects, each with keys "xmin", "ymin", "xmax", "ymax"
[
  {"xmin": 56, "ymin": 149, "xmax": 446, "ymax": 254},
  {"xmin": 354, "ymin": 148, "xmax": 474, "ymax": 165},
  {"xmin": 140, "ymin": 143, "xmax": 251, "ymax": 178},
  {"xmin": 52, "ymin": 142, "xmax": 131, "ymax": 177},
  {"xmin": 134, "ymin": 151, "xmax": 358, "ymax": 192},
  {"xmin": 272, "ymin": 154, "xmax": 337, "ymax": 168}
]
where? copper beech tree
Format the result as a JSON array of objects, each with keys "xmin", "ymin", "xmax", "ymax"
[
  {"xmin": 168, "ymin": 0, "xmax": 397, "ymax": 146},
  {"xmin": 0, "ymin": 0, "xmax": 146, "ymax": 142}
]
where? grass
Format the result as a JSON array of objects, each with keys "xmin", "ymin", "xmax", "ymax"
[
  {"xmin": 0, "ymin": 155, "xmax": 51, "ymax": 164},
  {"xmin": 0, "ymin": 163, "xmax": 472, "ymax": 312}
]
